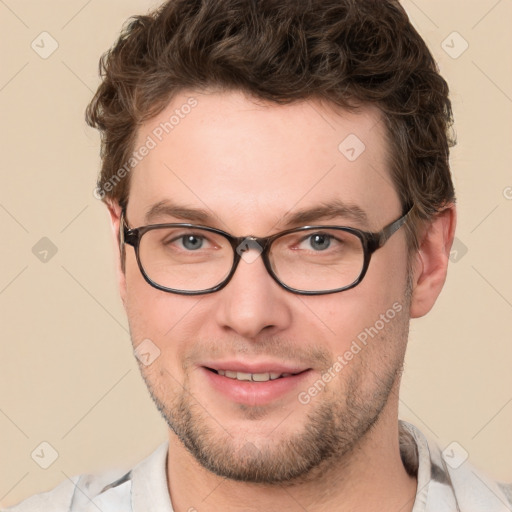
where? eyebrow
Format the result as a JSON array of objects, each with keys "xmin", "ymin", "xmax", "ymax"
[
  {"xmin": 144, "ymin": 199, "xmax": 369, "ymax": 229},
  {"xmin": 278, "ymin": 200, "xmax": 369, "ymax": 228},
  {"xmin": 145, "ymin": 200, "xmax": 213, "ymax": 224}
]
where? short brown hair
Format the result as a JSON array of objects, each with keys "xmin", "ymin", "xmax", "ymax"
[{"xmin": 85, "ymin": 0, "xmax": 455, "ymax": 250}]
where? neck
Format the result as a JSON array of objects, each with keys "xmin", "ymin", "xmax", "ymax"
[{"xmin": 166, "ymin": 399, "xmax": 417, "ymax": 512}]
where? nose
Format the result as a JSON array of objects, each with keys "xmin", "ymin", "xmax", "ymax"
[{"xmin": 213, "ymin": 248, "xmax": 293, "ymax": 339}]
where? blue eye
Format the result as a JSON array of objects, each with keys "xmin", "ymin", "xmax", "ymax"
[
  {"xmin": 181, "ymin": 235, "xmax": 204, "ymax": 250},
  {"xmin": 308, "ymin": 234, "xmax": 332, "ymax": 251}
]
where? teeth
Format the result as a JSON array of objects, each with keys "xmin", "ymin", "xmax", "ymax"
[
  {"xmin": 215, "ymin": 370, "xmax": 294, "ymax": 381},
  {"xmin": 252, "ymin": 373, "xmax": 270, "ymax": 382}
]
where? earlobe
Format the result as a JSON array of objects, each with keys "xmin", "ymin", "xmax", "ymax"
[
  {"xmin": 410, "ymin": 205, "xmax": 457, "ymax": 318},
  {"xmin": 106, "ymin": 201, "xmax": 127, "ymax": 306}
]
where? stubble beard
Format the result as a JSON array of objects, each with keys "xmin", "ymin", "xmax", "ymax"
[
  {"xmin": 154, "ymin": 366, "xmax": 402, "ymax": 485},
  {"xmin": 136, "ymin": 300, "xmax": 410, "ymax": 486}
]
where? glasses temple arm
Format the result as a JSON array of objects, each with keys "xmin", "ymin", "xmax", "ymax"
[{"xmin": 375, "ymin": 206, "xmax": 413, "ymax": 247}]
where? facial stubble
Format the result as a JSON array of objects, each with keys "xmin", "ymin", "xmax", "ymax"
[{"xmin": 134, "ymin": 297, "xmax": 411, "ymax": 485}]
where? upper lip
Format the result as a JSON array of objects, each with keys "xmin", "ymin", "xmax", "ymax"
[{"xmin": 201, "ymin": 360, "xmax": 310, "ymax": 375}]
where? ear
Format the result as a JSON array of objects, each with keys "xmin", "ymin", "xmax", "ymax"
[
  {"xmin": 106, "ymin": 200, "xmax": 127, "ymax": 306},
  {"xmin": 409, "ymin": 204, "xmax": 457, "ymax": 318}
]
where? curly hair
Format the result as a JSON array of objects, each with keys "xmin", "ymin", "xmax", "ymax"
[{"xmin": 85, "ymin": 0, "xmax": 455, "ymax": 250}]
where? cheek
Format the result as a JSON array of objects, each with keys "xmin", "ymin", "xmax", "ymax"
[
  {"xmin": 123, "ymin": 257, "xmax": 195, "ymax": 374},
  {"xmin": 125, "ymin": 258, "xmax": 163, "ymax": 337},
  {"xmin": 300, "ymin": 295, "xmax": 385, "ymax": 354},
  {"xmin": 305, "ymin": 247, "xmax": 409, "ymax": 354},
  {"xmin": 362, "ymin": 235, "xmax": 409, "ymax": 301}
]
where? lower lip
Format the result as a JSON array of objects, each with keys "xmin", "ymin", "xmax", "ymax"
[{"xmin": 200, "ymin": 367, "xmax": 312, "ymax": 406}]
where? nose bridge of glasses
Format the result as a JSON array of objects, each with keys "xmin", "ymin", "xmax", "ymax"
[{"xmin": 232, "ymin": 235, "xmax": 269, "ymax": 265}]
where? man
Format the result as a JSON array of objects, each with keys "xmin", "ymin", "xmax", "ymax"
[{"xmin": 6, "ymin": 0, "xmax": 511, "ymax": 511}]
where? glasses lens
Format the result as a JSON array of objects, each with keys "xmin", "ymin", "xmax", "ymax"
[
  {"xmin": 269, "ymin": 228, "xmax": 365, "ymax": 292},
  {"xmin": 138, "ymin": 226, "xmax": 234, "ymax": 292}
]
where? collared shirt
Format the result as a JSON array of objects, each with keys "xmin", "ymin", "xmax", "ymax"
[{"xmin": 4, "ymin": 421, "xmax": 512, "ymax": 512}]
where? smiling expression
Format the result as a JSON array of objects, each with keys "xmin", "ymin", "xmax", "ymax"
[{"xmin": 117, "ymin": 89, "xmax": 412, "ymax": 483}]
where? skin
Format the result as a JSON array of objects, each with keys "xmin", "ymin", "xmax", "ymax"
[{"xmin": 107, "ymin": 90, "xmax": 456, "ymax": 512}]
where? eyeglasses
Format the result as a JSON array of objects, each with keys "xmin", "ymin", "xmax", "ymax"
[{"xmin": 121, "ymin": 205, "xmax": 412, "ymax": 296}]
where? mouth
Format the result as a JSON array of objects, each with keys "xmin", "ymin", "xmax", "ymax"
[
  {"xmin": 200, "ymin": 364, "xmax": 313, "ymax": 406},
  {"xmin": 205, "ymin": 367, "xmax": 306, "ymax": 382}
]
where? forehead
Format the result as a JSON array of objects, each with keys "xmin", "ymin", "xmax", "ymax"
[{"xmin": 128, "ymin": 90, "xmax": 400, "ymax": 232}]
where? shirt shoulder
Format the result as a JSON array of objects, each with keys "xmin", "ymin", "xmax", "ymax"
[
  {"xmin": 401, "ymin": 421, "xmax": 512, "ymax": 512},
  {"xmin": 2, "ymin": 476, "xmax": 80, "ymax": 512},
  {"xmin": 3, "ymin": 443, "xmax": 171, "ymax": 512},
  {"xmin": 3, "ymin": 464, "xmax": 136, "ymax": 512}
]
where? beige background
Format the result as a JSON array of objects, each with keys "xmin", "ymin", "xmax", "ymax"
[{"xmin": 1, "ymin": 0, "xmax": 511, "ymax": 507}]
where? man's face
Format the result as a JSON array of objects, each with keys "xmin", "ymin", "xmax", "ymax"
[{"xmin": 120, "ymin": 90, "xmax": 412, "ymax": 483}]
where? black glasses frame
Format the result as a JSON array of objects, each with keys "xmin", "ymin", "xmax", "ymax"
[{"xmin": 121, "ymin": 205, "xmax": 413, "ymax": 296}]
